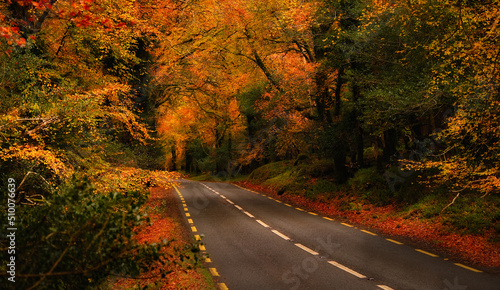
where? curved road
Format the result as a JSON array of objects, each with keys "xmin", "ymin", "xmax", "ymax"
[{"xmin": 174, "ymin": 180, "xmax": 500, "ymax": 290}]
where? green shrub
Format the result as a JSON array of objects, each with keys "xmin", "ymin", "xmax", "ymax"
[
  {"xmin": 348, "ymin": 167, "xmax": 392, "ymax": 205},
  {"xmin": 248, "ymin": 161, "xmax": 290, "ymax": 182},
  {"xmin": 443, "ymin": 195, "xmax": 500, "ymax": 234},
  {"xmin": 0, "ymin": 177, "xmax": 168, "ymax": 289}
]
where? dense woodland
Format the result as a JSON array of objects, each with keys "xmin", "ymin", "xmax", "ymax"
[{"xmin": 1, "ymin": 0, "xmax": 499, "ymax": 288}]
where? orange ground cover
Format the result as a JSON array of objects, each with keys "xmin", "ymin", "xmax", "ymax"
[{"xmin": 235, "ymin": 181, "xmax": 500, "ymax": 272}]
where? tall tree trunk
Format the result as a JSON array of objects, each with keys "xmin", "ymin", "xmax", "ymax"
[
  {"xmin": 334, "ymin": 152, "xmax": 349, "ymax": 184},
  {"xmin": 383, "ymin": 128, "xmax": 398, "ymax": 163},
  {"xmin": 171, "ymin": 145, "xmax": 177, "ymax": 171},
  {"xmin": 352, "ymin": 82, "xmax": 364, "ymax": 167},
  {"xmin": 356, "ymin": 127, "xmax": 364, "ymax": 167},
  {"xmin": 315, "ymin": 70, "xmax": 333, "ymax": 124},
  {"xmin": 185, "ymin": 145, "xmax": 193, "ymax": 173},
  {"xmin": 334, "ymin": 67, "xmax": 344, "ymax": 117}
]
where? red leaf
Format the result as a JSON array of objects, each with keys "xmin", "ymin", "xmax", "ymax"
[{"xmin": 16, "ymin": 37, "xmax": 26, "ymax": 47}]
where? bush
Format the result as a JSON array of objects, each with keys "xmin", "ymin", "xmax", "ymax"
[
  {"xmin": 248, "ymin": 161, "xmax": 290, "ymax": 182},
  {"xmin": 348, "ymin": 167, "xmax": 392, "ymax": 205},
  {"xmin": 0, "ymin": 177, "xmax": 167, "ymax": 289},
  {"xmin": 443, "ymin": 195, "xmax": 500, "ymax": 234}
]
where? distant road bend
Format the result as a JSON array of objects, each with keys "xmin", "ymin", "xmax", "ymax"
[{"xmin": 174, "ymin": 180, "xmax": 500, "ymax": 290}]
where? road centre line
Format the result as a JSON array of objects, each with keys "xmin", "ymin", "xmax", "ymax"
[
  {"xmin": 271, "ymin": 229, "xmax": 291, "ymax": 241},
  {"xmin": 200, "ymin": 183, "xmax": 401, "ymax": 288},
  {"xmin": 243, "ymin": 211, "xmax": 254, "ymax": 218},
  {"xmin": 377, "ymin": 285, "xmax": 395, "ymax": 290},
  {"xmin": 327, "ymin": 260, "xmax": 367, "ymax": 279},
  {"xmin": 205, "ymin": 183, "xmax": 488, "ymax": 287},
  {"xmin": 295, "ymin": 243, "xmax": 319, "ymax": 256},
  {"xmin": 256, "ymin": 219, "xmax": 270, "ymax": 228}
]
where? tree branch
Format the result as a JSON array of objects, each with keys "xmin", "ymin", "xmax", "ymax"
[{"xmin": 440, "ymin": 190, "xmax": 462, "ymax": 213}]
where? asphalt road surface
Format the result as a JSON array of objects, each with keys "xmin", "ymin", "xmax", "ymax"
[{"xmin": 174, "ymin": 180, "xmax": 500, "ymax": 290}]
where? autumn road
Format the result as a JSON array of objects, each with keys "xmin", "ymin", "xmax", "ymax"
[{"xmin": 174, "ymin": 180, "xmax": 500, "ymax": 290}]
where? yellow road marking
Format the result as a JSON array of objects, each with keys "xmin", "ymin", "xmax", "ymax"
[
  {"xmin": 361, "ymin": 230, "xmax": 377, "ymax": 236},
  {"xmin": 296, "ymin": 208, "xmax": 305, "ymax": 211},
  {"xmin": 285, "ymin": 203, "xmax": 292, "ymax": 207},
  {"xmin": 454, "ymin": 263, "xmax": 482, "ymax": 272},
  {"xmin": 209, "ymin": 268, "xmax": 220, "ymax": 276},
  {"xmin": 386, "ymin": 239, "xmax": 403, "ymax": 245},
  {"xmin": 377, "ymin": 285, "xmax": 394, "ymax": 290},
  {"xmin": 188, "ymin": 219, "xmax": 194, "ymax": 224},
  {"xmin": 194, "ymin": 235, "xmax": 201, "ymax": 241},
  {"xmin": 218, "ymin": 283, "xmax": 229, "ymax": 290},
  {"xmin": 323, "ymin": 217, "xmax": 334, "ymax": 221},
  {"xmin": 341, "ymin": 222, "xmax": 353, "ymax": 227},
  {"xmin": 199, "ymin": 244, "xmax": 206, "ymax": 251},
  {"xmin": 191, "ymin": 226, "xmax": 197, "ymax": 232},
  {"xmin": 205, "ymin": 257, "xmax": 212, "ymax": 262},
  {"xmin": 308, "ymin": 212, "xmax": 318, "ymax": 215},
  {"xmin": 185, "ymin": 213, "xmax": 191, "ymax": 217},
  {"xmin": 184, "ymin": 207, "xmax": 189, "ymax": 212},
  {"xmin": 415, "ymin": 249, "xmax": 438, "ymax": 257}
]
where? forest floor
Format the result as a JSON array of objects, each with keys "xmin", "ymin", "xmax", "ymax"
[
  {"xmin": 234, "ymin": 180, "xmax": 500, "ymax": 274},
  {"xmin": 108, "ymin": 186, "xmax": 213, "ymax": 289}
]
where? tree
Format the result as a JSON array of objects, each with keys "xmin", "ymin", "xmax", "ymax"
[{"xmin": 0, "ymin": 0, "xmax": 181, "ymax": 287}]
